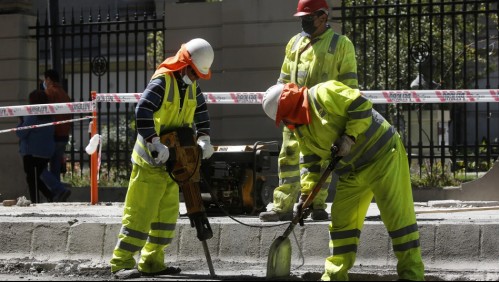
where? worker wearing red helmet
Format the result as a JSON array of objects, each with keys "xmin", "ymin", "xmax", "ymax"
[{"xmin": 260, "ymin": 0, "xmax": 359, "ymax": 222}]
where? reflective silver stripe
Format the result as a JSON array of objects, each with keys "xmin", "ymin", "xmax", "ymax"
[
  {"xmin": 121, "ymin": 226, "xmax": 148, "ymax": 240},
  {"xmin": 294, "ymin": 127, "xmax": 304, "ymax": 138},
  {"xmin": 335, "ymin": 164, "xmax": 352, "ymax": 176},
  {"xmin": 328, "ymin": 33, "xmax": 340, "ymax": 54},
  {"xmin": 117, "ymin": 240, "xmax": 142, "ymax": 253},
  {"xmin": 166, "ymin": 78, "xmax": 174, "ymax": 102},
  {"xmin": 280, "ymin": 164, "xmax": 299, "ymax": 173},
  {"xmin": 348, "ymin": 96, "xmax": 369, "ymax": 112},
  {"xmin": 393, "ymin": 239, "xmax": 420, "ymax": 252},
  {"xmin": 338, "ymin": 72, "xmax": 358, "ymax": 81},
  {"xmin": 297, "ymin": 70, "xmax": 308, "ymax": 80},
  {"xmin": 300, "ymin": 164, "xmax": 321, "ymax": 175},
  {"xmin": 388, "ymin": 223, "xmax": 419, "ymax": 239},
  {"xmin": 336, "ymin": 126, "xmax": 395, "ymax": 176},
  {"xmin": 337, "ymin": 115, "xmax": 382, "ymax": 165},
  {"xmin": 332, "ymin": 244, "xmax": 357, "ymax": 255},
  {"xmin": 300, "ymin": 154, "xmax": 322, "ymax": 164},
  {"xmin": 335, "ymin": 112, "xmax": 393, "ymax": 176},
  {"xmin": 151, "ymin": 222, "xmax": 176, "ymax": 231},
  {"xmin": 352, "ymin": 126, "xmax": 395, "ymax": 168},
  {"xmin": 330, "ymin": 229, "xmax": 361, "ymax": 240},
  {"xmin": 291, "ymin": 34, "xmax": 304, "ymax": 52},
  {"xmin": 134, "ymin": 135, "xmax": 155, "ymax": 166},
  {"xmin": 349, "ymin": 109, "xmax": 372, "ymax": 120},
  {"xmin": 279, "ymin": 72, "xmax": 290, "ymax": 82},
  {"xmin": 321, "ymin": 180, "xmax": 331, "ymax": 190},
  {"xmin": 188, "ymin": 85, "xmax": 195, "ymax": 100},
  {"xmin": 279, "ymin": 176, "xmax": 301, "ymax": 185},
  {"xmin": 308, "ymin": 86, "xmax": 325, "ymax": 117},
  {"xmin": 147, "ymin": 236, "xmax": 173, "ymax": 245}
]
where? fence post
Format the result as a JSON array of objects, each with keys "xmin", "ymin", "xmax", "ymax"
[{"xmin": 90, "ymin": 91, "xmax": 98, "ymax": 205}]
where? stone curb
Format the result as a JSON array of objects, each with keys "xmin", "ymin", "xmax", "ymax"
[{"xmin": 0, "ymin": 218, "xmax": 497, "ymax": 273}]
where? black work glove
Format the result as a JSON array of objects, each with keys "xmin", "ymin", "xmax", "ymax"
[{"xmin": 297, "ymin": 194, "xmax": 312, "ymax": 226}]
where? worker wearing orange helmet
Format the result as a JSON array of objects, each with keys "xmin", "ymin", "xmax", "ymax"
[
  {"xmin": 110, "ymin": 38, "xmax": 215, "ymax": 279},
  {"xmin": 262, "ymin": 81, "xmax": 425, "ymax": 281},
  {"xmin": 260, "ymin": 0, "xmax": 359, "ymax": 222}
]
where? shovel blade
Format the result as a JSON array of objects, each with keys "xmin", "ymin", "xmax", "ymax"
[{"xmin": 266, "ymin": 236, "xmax": 292, "ymax": 279}]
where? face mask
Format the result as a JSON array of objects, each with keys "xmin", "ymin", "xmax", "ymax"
[
  {"xmin": 182, "ymin": 74, "xmax": 193, "ymax": 85},
  {"xmin": 181, "ymin": 68, "xmax": 193, "ymax": 85},
  {"xmin": 301, "ymin": 18, "xmax": 318, "ymax": 35}
]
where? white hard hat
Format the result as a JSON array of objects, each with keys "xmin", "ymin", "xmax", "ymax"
[
  {"xmin": 185, "ymin": 38, "xmax": 214, "ymax": 78},
  {"xmin": 262, "ymin": 84, "xmax": 285, "ymax": 121}
]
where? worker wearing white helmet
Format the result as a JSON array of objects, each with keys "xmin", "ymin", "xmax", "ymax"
[
  {"xmin": 259, "ymin": 0, "xmax": 359, "ymax": 222},
  {"xmin": 110, "ymin": 38, "xmax": 215, "ymax": 279},
  {"xmin": 262, "ymin": 81, "xmax": 425, "ymax": 281}
]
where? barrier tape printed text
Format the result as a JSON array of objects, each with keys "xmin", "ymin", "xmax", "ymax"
[{"xmin": 0, "ymin": 90, "xmax": 497, "ymax": 118}]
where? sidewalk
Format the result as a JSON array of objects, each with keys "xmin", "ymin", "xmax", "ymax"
[{"xmin": 0, "ymin": 200, "xmax": 498, "ymax": 280}]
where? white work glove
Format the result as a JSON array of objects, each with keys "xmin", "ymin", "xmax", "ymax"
[
  {"xmin": 147, "ymin": 136, "xmax": 170, "ymax": 164},
  {"xmin": 197, "ymin": 135, "xmax": 214, "ymax": 159},
  {"xmin": 337, "ymin": 135, "xmax": 355, "ymax": 157}
]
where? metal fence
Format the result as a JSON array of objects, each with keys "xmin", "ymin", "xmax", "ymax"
[
  {"xmin": 333, "ymin": 0, "xmax": 499, "ymax": 181},
  {"xmin": 31, "ymin": 1, "xmax": 499, "ymax": 186},
  {"xmin": 31, "ymin": 9, "xmax": 164, "ymax": 184}
]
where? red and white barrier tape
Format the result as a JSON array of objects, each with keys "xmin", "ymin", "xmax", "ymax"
[
  {"xmin": 96, "ymin": 93, "xmax": 142, "ymax": 103},
  {"xmin": 0, "ymin": 90, "xmax": 497, "ymax": 119},
  {"xmin": 366, "ymin": 89, "xmax": 499, "ymax": 104},
  {"xmin": 0, "ymin": 116, "xmax": 94, "ymax": 134},
  {"xmin": 0, "ymin": 101, "xmax": 94, "ymax": 118},
  {"xmin": 96, "ymin": 89, "xmax": 499, "ymax": 104}
]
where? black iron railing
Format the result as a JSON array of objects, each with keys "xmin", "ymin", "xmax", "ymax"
[
  {"xmin": 31, "ymin": 9, "xmax": 164, "ymax": 184},
  {"xmin": 333, "ymin": 0, "xmax": 498, "ymax": 181}
]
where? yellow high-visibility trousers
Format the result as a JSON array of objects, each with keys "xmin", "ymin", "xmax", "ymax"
[
  {"xmin": 110, "ymin": 164, "xmax": 179, "ymax": 274},
  {"xmin": 322, "ymin": 139, "xmax": 425, "ymax": 281}
]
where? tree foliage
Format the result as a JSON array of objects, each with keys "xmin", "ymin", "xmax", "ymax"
[{"xmin": 340, "ymin": 0, "xmax": 498, "ymax": 90}]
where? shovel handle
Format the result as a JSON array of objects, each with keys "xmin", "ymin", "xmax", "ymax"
[
  {"xmin": 282, "ymin": 147, "xmax": 341, "ymax": 236},
  {"xmin": 300, "ymin": 146, "xmax": 341, "ymax": 213}
]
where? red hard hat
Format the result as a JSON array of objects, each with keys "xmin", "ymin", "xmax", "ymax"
[{"xmin": 294, "ymin": 0, "xmax": 329, "ymax": 17}]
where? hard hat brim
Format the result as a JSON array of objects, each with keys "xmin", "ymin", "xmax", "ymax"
[
  {"xmin": 293, "ymin": 11, "xmax": 313, "ymax": 17},
  {"xmin": 191, "ymin": 66, "xmax": 211, "ymax": 80}
]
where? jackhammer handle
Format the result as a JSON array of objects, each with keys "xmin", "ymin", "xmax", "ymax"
[{"xmin": 189, "ymin": 211, "xmax": 214, "ymax": 241}]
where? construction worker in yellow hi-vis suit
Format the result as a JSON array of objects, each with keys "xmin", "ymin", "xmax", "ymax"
[
  {"xmin": 259, "ymin": 0, "xmax": 359, "ymax": 222},
  {"xmin": 262, "ymin": 81, "xmax": 425, "ymax": 281}
]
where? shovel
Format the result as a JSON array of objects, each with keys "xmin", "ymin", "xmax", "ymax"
[{"xmin": 266, "ymin": 147, "xmax": 341, "ymax": 279}]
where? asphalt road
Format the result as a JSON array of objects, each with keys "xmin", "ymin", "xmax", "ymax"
[{"xmin": 1, "ymin": 260, "xmax": 497, "ymax": 281}]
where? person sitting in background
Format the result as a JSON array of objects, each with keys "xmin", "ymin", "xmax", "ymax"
[{"xmin": 17, "ymin": 90, "xmax": 71, "ymax": 203}]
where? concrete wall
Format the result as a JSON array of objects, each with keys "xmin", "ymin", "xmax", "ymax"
[
  {"xmin": 0, "ymin": 0, "xmax": 37, "ymax": 201},
  {"xmin": 0, "ymin": 0, "xmax": 343, "ymax": 200},
  {"xmin": 161, "ymin": 0, "xmax": 341, "ymax": 146}
]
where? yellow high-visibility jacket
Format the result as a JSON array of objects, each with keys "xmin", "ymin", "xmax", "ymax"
[
  {"xmin": 278, "ymin": 28, "xmax": 359, "ymax": 89},
  {"xmin": 131, "ymin": 73, "xmax": 197, "ymax": 168},
  {"xmin": 293, "ymin": 80, "xmax": 397, "ymax": 194}
]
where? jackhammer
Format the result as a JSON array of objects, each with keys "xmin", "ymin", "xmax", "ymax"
[{"xmin": 157, "ymin": 127, "xmax": 215, "ymax": 277}]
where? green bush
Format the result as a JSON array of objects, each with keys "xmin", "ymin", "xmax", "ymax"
[{"xmin": 411, "ymin": 160, "xmax": 461, "ymax": 188}]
